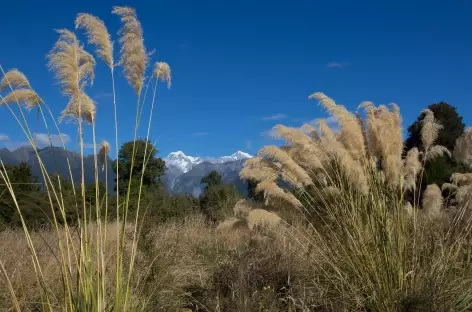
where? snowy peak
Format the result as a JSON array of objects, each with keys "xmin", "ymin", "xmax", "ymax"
[
  {"xmin": 219, "ymin": 151, "xmax": 253, "ymax": 162},
  {"xmin": 165, "ymin": 150, "xmax": 252, "ymax": 173},
  {"xmin": 165, "ymin": 151, "xmax": 203, "ymax": 173}
]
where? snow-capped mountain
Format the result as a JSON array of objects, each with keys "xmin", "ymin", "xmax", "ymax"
[
  {"xmin": 164, "ymin": 150, "xmax": 252, "ymax": 173},
  {"xmin": 165, "ymin": 151, "xmax": 203, "ymax": 173},
  {"xmin": 163, "ymin": 150, "xmax": 253, "ymax": 196},
  {"xmin": 215, "ymin": 151, "xmax": 253, "ymax": 163}
]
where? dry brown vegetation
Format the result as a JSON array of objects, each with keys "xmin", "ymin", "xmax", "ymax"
[{"xmin": 0, "ymin": 216, "xmax": 317, "ymax": 311}]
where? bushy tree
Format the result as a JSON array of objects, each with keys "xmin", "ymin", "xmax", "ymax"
[
  {"xmin": 85, "ymin": 181, "xmax": 106, "ymax": 205},
  {"xmin": 247, "ymin": 178, "xmax": 264, "ymax": 202},
  {"xmin": 0, "ymin": 163, "xmax": 44, "ymax": 228},
  {"xmin": 405, "ymin": 102, "xmax": 467, "ymax": 191},
  {"xmin": 113, "ymin": 139, "xmax": 165, "ymax": 195},
  {"xmin": 200, "ymin": 171, "xmax": 241, "ymax": 222},
  {"xmin": 406, "ymin": 102, "xmax": 465, "ymax": 151},
  {"xmin": 201, "ymin": 170, "xmax": 222, "ymax": 190}
]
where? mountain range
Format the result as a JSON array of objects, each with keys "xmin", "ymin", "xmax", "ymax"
[
  {"xmin": 0, "ymin": 146, "xmax": 253, "ymax": 197},
  {"xmin": 163, "ymin": 151, "xmax": 252, "ymax": 196},
  {"xmin": 0, "ymin": 146, "xmax": 115, "ymax": 192}
]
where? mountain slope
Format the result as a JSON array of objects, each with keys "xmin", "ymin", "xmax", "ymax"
[
  {"xmin": 0, "ymin": 147, "xmax": 252, "ymax": 197},
  {"xmin": 163, "ymin": 151, "xmax": 252, "ymax": 196},
  {"xmin": 170, "ymin": 159, "xmax": 248, "ymax": 197},
  {"xmin": 0, "ymin": 147, "xmax": 115, "ymax": 192}
]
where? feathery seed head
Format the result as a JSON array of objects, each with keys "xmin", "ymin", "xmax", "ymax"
[
  {"xmin": 403, "ymin": 147, "xmax": 422, "ymax": 191},
  {"xmin": 310, "ymin": 92, "xmax": 366, "ymax": 161},
  {"xmin": 360, "ymin": 101, "xmax": 403, "ymax": 186},
  {"xmin": 153, "ymin": 62, "xmax": 171, "ymax": 88},
  {"xmin": 422, "ymin": 184, "xmax": 443, "ymax": 218},
  {"xmin": 233, "ymin": 199, "xmax": 255, "ymax": 219},
  {"xmin": 0, "ymin": 89, "xmax": 43, "ymax": 110},
  {"xmin": 99, "ymin": 140, "xmax": 111, "ymax": 158},
  {"xmin": 404, "ymin": 201, "xmax": 414, "ymax": 216},
  {"xmin": 455, "ymin": 184, "xmax": 472, "ymax": 207},
  {"xmin": 300, "ymin": 123, "xmax": 317, "ymax": 136},
  {"xmin": 255, "ymin": 180, "xmax": 303, "ymax": 208},
  {"xmin": 274, "ymin": 125, "xmax": 325, "ymax": 171},
  {"xmin": 247, "ymin": 209, "xmax": 282, "ymax": 231},
  {"xmin": 240, "ymin": 157, "xmax": 279, "ymax": 183},
  {"xmin": 99, "ymin": 140, "xmax": 111, "ymax": 171},
  {"xmin": 318, "ymin": 118, "xmax": 370, "ymax": 194},
  {"xmin": 451, "ymin": 173, "xmax": 472, "ymax": 186},
  {"xmin": 0, "ymin": 69, "xmax": 30, "ymax": 92},
  {"xmin": 441, "ymin": 183, "xmax": 458, "ymax": 192},
  {"xmin": 323, "ymin": 186, "xmax": 341, "ymax": 197},
  {"xmin": 112, "ymin": 6, "xmax": 148, "ymax": 97},
  {"xmin": 59, "ymin": 91, "xmax": 96, "ymax": 124},
  {"xmin": 258, "ymin": 145, "xmax": 313, "ymax": 187},
  {"xmin": 47, "ymin": 29, "xmax": 96, "ymax": 99},
  {"xmin": 75, "ymin": 13, "xmax": 114, "ymax": 68},
  {"xmin": 424, "ymin": 145, "xmax": 451, "ymax": 161},
  {"xmin": 420, "ymin": 109, "xmax": 442, "ymax": 150},
  {"xmin": 453, "ymin": 128, "xmax": 472, "ymax": 167}
]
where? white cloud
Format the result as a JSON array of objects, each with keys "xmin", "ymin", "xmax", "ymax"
[
  {"xmin": 93, "ymin": 92, "xmax": 113, "ymax": 100},
  {"xmin": 83, "ymin": 143, "xmax": 94, "ymax": 149},
  {"xmin": 245, "ymin": 140, "xmax": 252, "ymax": 150},
  {"xmin": 260, "ymin": 128, "xmax": 279, "ymax": 140},
  {"xmin": 191, "ymin": 132, "xmax": 210, "ymax": 137},
  {"xmin": 1, "ymin": 133, "xmax": 71, "ymax": 150},
  {"xmin": 326, "ymin": 61, "xmax": 350, "ymax": 69},
  {"xmin": 261, "ymin": 114, "xmax": 287, "ymax": 121},
  {"xmin": 0, "ymin": 134, "xmax": 10, "ymax": 141},
  {"xmin": 34, "ymin": 133, "xmax": 71, "ymax": 148}
]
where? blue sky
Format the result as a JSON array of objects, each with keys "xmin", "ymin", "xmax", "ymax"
[{"xmin": 1, "ymin": 0, "xmax": 471, "ymax": 159}]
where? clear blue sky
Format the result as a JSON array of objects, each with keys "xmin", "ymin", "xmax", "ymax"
[{"xmin": 1, "ymin": 0, "xmax": 471, "ymax": 159}]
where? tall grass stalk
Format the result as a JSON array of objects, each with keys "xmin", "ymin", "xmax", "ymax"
[{"xmin": 0, "ymin": 6, "xmax": 170, "ymax": 311}]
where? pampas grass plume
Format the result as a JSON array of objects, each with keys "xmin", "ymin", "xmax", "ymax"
[
  {"xmin": 255, "ymin": 180, "xmax": 303, "ymax": 208},
  {"xmin": 454, "ymin": 128, "xmax": 472, "ymax": 167},
  {"xmin": 0, "ymin": 69, "xmax": 30, "ymax": 91},
  {"xmin": 421, "ymin": 109, "xmax": 442, "ymax": 150},
  {"xmin": 153, "ymin": 62, "xmax": 171, "ymax": 88},
  {"xmin": 112, "ymin": 6, "xmax": 148, "ymax": 97},
  {"xmin": 233, "ymin": 199, "xmax": 254, "ymax": 219},
  {"xmin": 247, "ymin": 209, "xmax": 282, "ymax": 231},
  {"xmin": 422, "ymin": 184, "xmax": 443, "ymax": 218},
  {"xmin": 258, "ymin": 145, "xmax": 313, "ymax": 187},
  {"xmin": 451, "ymin": 173, "xmax": 472, "ymax": 186},
  {"xmin": 403, "ymin": 147, "xmax": 421, "ymax": 191},
  {"xmin": 99, "ymin": 140, "xmax": 111, "ymax": 171},
  {"xmin": 1, "ymin": 69, "xmax": 43, "ymax": 110},
  {"xmin": 240, "ymin": 157, "xmax": 279, "ymax": 183},
  {"xmin": 47, "ymin": 29, "xmax": 96, "ymax": 99},
  {"xmin": 1, "ymin": 89, "xmax": 43, "ymax": 110},
  {"xmin": 424, "ymin": 145, "xmax": 451, "ymax": 161},
  {"xmin": 59, "ymin": 92, "xmax": 96, "ymax": 124},
  {"xmin": 75, "ymin": 13, "xmax": 114, "ymax": 68}
]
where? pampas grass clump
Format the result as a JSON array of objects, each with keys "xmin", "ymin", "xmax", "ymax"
[{"xmin": 241, "ymin": 92, "xmax": 472, "ymax": 311}]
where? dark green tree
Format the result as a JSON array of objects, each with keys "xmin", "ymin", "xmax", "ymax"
[
  {"xmin": 247, "ymin": 179, "xmax": 264, "ymax": 202},
  {"xmin": 85, "ymin": 181, "xmax": 106, "ymax": 206},
  {"xmin": 405, "ymin": 102, "xmax": 465, "ymax": 151},
  {"xmin": 0, "ymin": 163, "xmax": 43, "ymax": 228},
  {"xmin": 405, "ymin": 102, "xmax": 467, "ymax": 194},
  {"xmin": 201, "ymin": 170, "xmax": 222, "ymax": 190},
  {"xmin": 113, "ymin": 139, "xmax": 165, "ymax": 195},
  {"xmin": 200, "ymin": 184, "xmax": 241, "ymax": 223}
]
